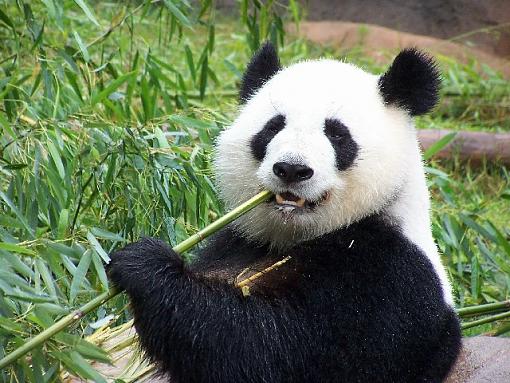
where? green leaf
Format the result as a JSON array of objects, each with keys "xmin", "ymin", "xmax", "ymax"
[
  {"xmin": 423, "ymin": 132, "xmax": 457, "ymax": 160},
  {"xmin": 4, "ymin": 290, "xmax": 55, "ymax": 303},
  {"xmin": 75, "ymin": 339, "xmax": 111, "ymax": 363},
  {"xmin": 184, "ymin": 44, "xmax": 196, "ymax": 82},
  {"xmin": 57, "ymin": 208, "xmax": 69, "ymax": 239},
  {"xmin": 0, "ymin": 316, "xmax": 24, "ymax": 333},
  {"xmin": 0, "ymin": 8, "xmax": 15, "ymax": 29},
  {"xmin": 163, "ymin": 0, "xmax": 192, "ymax": 28},
  {"xmin": 73, "ymin": 31, "xmax": 90, "ymax": 62},
  {"xmin": 70, "ymin": 249, "xmax": 92, "ymax": 303},
  {"xmin": 46, "ymin": 139, "xmax": 66, "ymax": 180},
  {"xmin": 91, "ymin": 252, "xmax": 108, "ymax": 291},
  {"xmin": 0, "ymin": 242, "xmax": 36, "ymax": 256},
  {"xmin": 53, "ymin": 351, "xmax": 107, "ymax": 383},
  {"xmin": 73, "ymin": 0, "xmax": 100, "ymax": 27},
  {"xmin": 86, "ymin": 232, "xmax": 110, "ymax": 263},
  {"xmin": 90, "ymin": 227, "xmax": 125, "ymax": 242},
  {"xmin": 0, "ymin": 191, "xmax": 35, "ymax": 238},
  {"xmin": 199, "ymin": 54, "xmax": 208, "ymax": 99},
  {"xmin": 90, "ymin": 71, "xmax": 136, "ymax": 107}
]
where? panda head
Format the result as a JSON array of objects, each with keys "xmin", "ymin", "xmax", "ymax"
[{"xmin": 214, "ymin": 42, "xmax": 440, "ymax": 248}]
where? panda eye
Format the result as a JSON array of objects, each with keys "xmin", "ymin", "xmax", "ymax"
[
  {"xmin": 324, "ymin": 119, "xmax": 347, "ymax": 140},
  {"xmin": 265, "ymin": 114, "xmax": 286, "ymax": 134}
]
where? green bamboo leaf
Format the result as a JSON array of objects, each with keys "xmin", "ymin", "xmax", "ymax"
[
  {"xmin": 487, "ymin": 222, "xmax": 510, "ymax": 257},
  {"xmin": 199, "ymin": 54, "xmax": 208, "ymax": 99},
  {"xmin": 90, "ymin": 227, "xmax": 125, "ymax": 242},
  {"xmin": 75, "ymin": 339, "xmax": 110, "ymax": 363},
  {"xmin": 90, "ymin": 71, "xmax": 136, "ymax": 107},
  {"xmin": 0, "ymin": 316, "xmax": 24, "ymax": 333},
  {"xmin": 163, "ymin": 0, "xmax": 192, "ymax": 28},
  {"xmin": 86, "ymin": 232, "xmax": 110, "ymax": 263},
  {"xmin": 53, "ymin": 351, "xmax": 106, "ymax": 383},
  {"xmin": 46, "ymin": 139, "xmax": 66, "ymax": 180},
  {"xmin": 423, "ymin": 132, "xmax": 457, "ymax": 160},
  {"xmin": 0, "ymin": 191, "xmax": 35, "ymax": 237},
  {"xmin": 0, "ymin": 242, "xmax": 36, "ymax": 256},
  {"xmin": 0, "ymin": 8, "xmax": 15, "ymax": 29},
  {"xmin": 4, "ymin": 291, "xmax": 54, "ymax": 303},
  {"xmin": 73, "ymin": 31, "xmax": 90, "ymax": 62},
  {"xmin": 289, "ymin": 0, "xmax": 300, "ymax": 25},
  {"xmin": 35, "ymin": 259, "xmax": 58, "ymax": 300},
  {"xmin": 470, "ymin": 254, "xmax": 480, "ymax": 299},
  {"xmin": 458, "ymin": 213, "xmax": 494, "ymax": 241},
  {"xmin": 70, "ymin": 249, "xmax": 92, "ymax": 303},
  {"xmin": 91, "ymin": 252, "xmax": 108, "ymax": 291},
  {"xmin": 73, "ymin": 0, "xmax": 100, "ymax": 27},
  {"xmin": 57, "ymin": 208, "xmax": 69, "ymax": 239},
  {"xmin": 184, "ymin": 44, "xmax": 196, "ymax": 82},
  {"xmin": 1, "ymin": 250, "xmax": 35, "ymax": 278}
]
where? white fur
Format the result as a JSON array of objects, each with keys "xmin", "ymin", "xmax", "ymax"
[{"xmin": 214, "ymin": 59, "xmax": 453, "ymax": 305}]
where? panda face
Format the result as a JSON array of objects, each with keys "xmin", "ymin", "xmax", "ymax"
[{"xmin": 215, "ymin": 44, "xmax": 439, "ymax": 247}]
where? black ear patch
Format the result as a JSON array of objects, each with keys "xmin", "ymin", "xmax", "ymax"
[
  {"xmin": 240, "ymin": 42, "xmax": 281, "ymax": 103},
  {"xmin": 378, "ymin": 48, "xmax": 441, "ymax": 116}
]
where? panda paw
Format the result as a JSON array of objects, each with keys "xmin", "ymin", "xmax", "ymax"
[{"xmin": 107, "ymin": 237, "xmax": 183, "ymax": 297}]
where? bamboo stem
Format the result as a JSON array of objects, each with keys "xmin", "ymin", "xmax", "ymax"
[
  {"xmin": 457, "ymin": 300, "xmax": 510, "ymax": 318},
  {"xmin": 0, "ymin": 190, "xmax": 272, "ymax": 369},
  {"xmin": 461, "ymin": 310, "xmax": 510, "ymax": 330}
]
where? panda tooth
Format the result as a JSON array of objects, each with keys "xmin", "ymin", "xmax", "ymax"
[{"xmin": 275, "ymin": 194, "xmax": 308, "ymax": 208}]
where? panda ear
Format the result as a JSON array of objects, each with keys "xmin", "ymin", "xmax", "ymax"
[
  {"xmin": 239, "ymin": 42, "xmax": 281, "ymax": 103},
  {"xmin": 378, "ymin": 48, "xmax": 441, "ymax": 116}
]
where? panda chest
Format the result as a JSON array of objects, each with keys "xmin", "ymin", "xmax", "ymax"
[{"xmin": 197, "ymin": 253, "xmax": 315, "ymax": 298}]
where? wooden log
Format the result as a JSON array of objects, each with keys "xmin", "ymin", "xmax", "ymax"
[{"xmin": 418, "ymin": 129, "xmax": 510, "ymax": 164}]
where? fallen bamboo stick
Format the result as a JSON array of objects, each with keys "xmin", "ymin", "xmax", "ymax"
[
  {"xmin": 461, "ymin": 311, "xmax": 510, "ymax": 330},
  {"xmin": 457, "ymin": 300, "xmax": 510, "ymax": 318},
  {"xmin": 0, "ymin": 190, "xmax": 273, "ymax": 369}
]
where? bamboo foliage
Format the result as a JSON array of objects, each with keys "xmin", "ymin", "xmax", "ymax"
[{"xmin": 0, "ymin": 1, "xmax": 292, "ymax": 380}]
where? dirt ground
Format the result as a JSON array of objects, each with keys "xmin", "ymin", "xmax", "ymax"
[
  {"xmin": 299, "ymin": 0, "xmax": 510, "ymax": 58},
  {"xmin": 215, "ymin": 0, "xmax": 510, "ymax": 58},
  {"xmin": 290, "ymin": 21, "xmax": 510, "ymax": 78}
]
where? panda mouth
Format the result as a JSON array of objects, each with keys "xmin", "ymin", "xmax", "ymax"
[{"xmin": 271, "ymin": 191, "xmax": 329, "ymax": 212}]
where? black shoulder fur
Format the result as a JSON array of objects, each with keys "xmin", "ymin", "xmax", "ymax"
[
  {"xmin": 108, "ymin": 215, "xmax": 461, "ymax": 383},
  {"xmin": 378, "ymin": 48, "xmax": 441, "ymax": 116}
]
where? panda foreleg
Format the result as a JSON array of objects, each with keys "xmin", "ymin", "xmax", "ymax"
[{"xmin": 107, "ymin": 237, "xmax": 310, "ymax": 382}]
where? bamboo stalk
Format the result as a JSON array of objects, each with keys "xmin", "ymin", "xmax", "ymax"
[
  {"xmin": 484, "ymin": 321, "xmax": 510, "ymax": 337},
  {"xmin": 461, "ymin": 310, "xmax": 510, "ymax": 330},
  {"xmin": 457, "ymin": 300, "xmax": 510, "ymax": 318},
  {"xmin": 0, "ymin": 190, "xmax": 272, "ymax": 369}
]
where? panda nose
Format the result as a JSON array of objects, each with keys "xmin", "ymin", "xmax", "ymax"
[{"xmin": 273, "ymin": 162, "xmax": 314, "ymax": 183}]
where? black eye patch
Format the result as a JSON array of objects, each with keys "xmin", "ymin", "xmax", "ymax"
[
  {"xmin": 324, "ymin": 119, "xmax": 359, "ymax": 171},
  {"xmin": 250, "ymin": 114, "xmax": 286, "ymax": 161}
]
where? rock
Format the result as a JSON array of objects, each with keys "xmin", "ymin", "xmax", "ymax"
[{"xmin": 447, "ymin": 336, "xmax": 510, "ymax": 382}]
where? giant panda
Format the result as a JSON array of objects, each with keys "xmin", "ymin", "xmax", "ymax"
[{"xmin": 108, "ymin": 42, "xmax": 461, "ymax": 383}]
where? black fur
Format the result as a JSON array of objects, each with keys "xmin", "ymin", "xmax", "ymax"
[
  {"xmin": 378, "ymin": 48, "xmax": 441, "ymax": 116},
  {"xmin": 324, "ymin": 118, "xmax": 359, "ymax": 171},
  {"xmin": 250, "ymin": 114, "xmax": 286, "ymax": 161},
  {"xmin": 108, "ymin": 214, "xmax": 461, "ymax": 383},
  {"xmin": 239, "ymin": 42, "xmax": 281, "ymax": 103}
]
